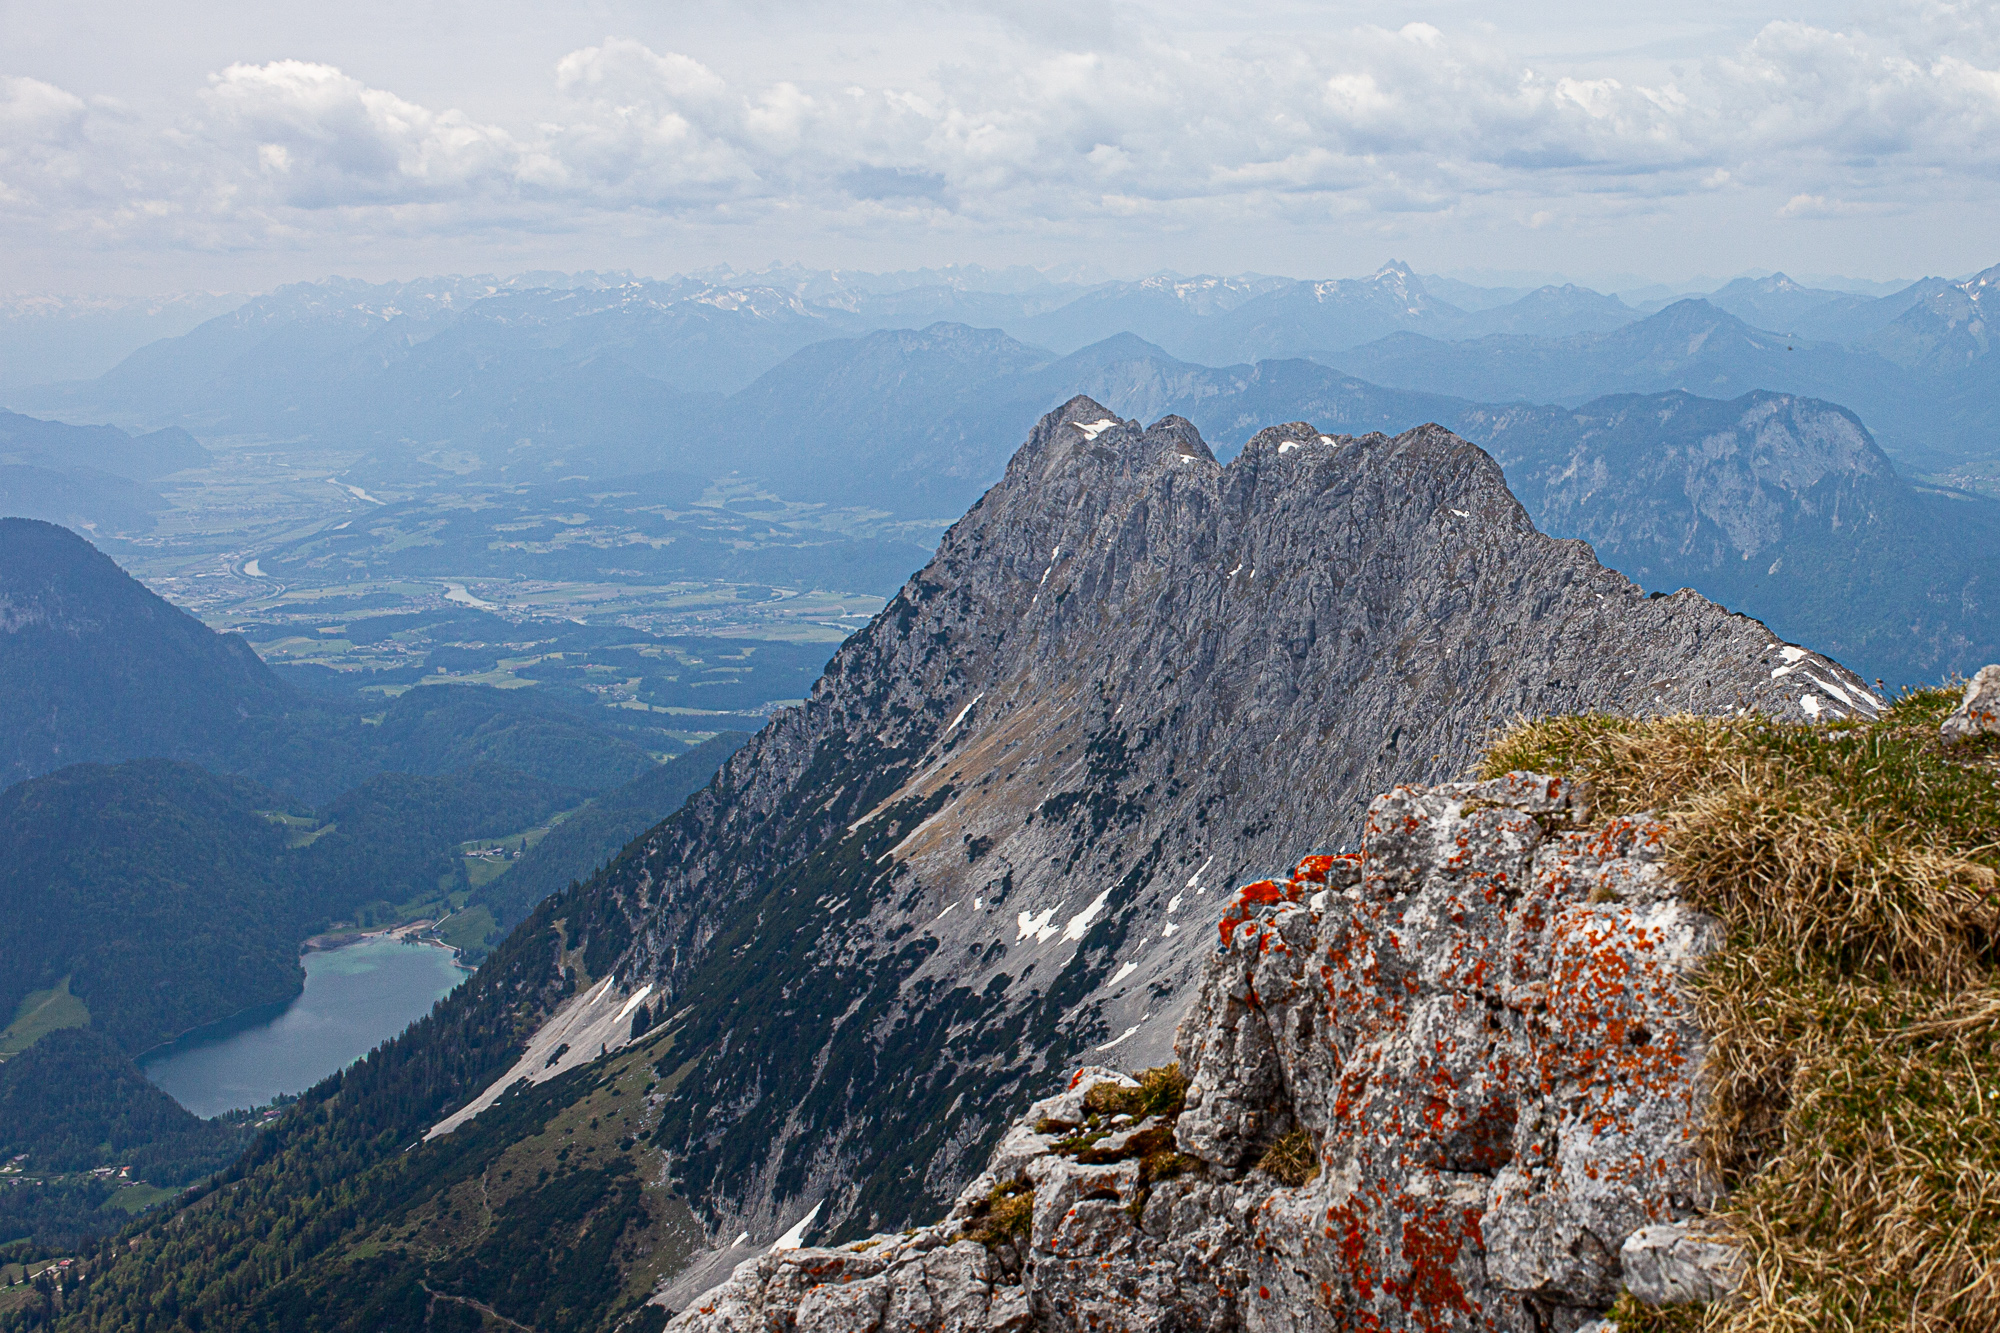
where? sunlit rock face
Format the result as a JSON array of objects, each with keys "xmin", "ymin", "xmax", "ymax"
[{"xmin": 667, "ymin": 770, "xmax": 1727, "ymax": 1332}]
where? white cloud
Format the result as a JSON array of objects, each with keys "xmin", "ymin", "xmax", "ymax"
[
  {"xmin": 3, "ymin": 8, "xmax": 1998, "ymax": 262},
  {"xmin": 202, "ymin": 60, "xmax": 523, "ymax": 206},
  {"xmin": 1777, "ymin": 193, "xmax": 1870, "ymax": 219}
]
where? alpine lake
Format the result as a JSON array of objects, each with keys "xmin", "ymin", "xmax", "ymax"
[{"xmin": 139, "ymin": 937, "xmax": 469, "ymax": 1119}]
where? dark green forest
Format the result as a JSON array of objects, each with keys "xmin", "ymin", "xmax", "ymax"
[
  {"xmin": 0, "ymin": 758, "xmax": 585, "ymax": 1060},
  {"xmin": 469, "ymin": 733, "xmax": 749, "ymax": 931},
  {"xmin": 0, "ymin": 1027, "xmax": 247, "ymax": 1185},
  {"xmin": 294, "ymin": 762, "xmax": 581, "ymax": 919},
  {"xmin": 0, "ymin": 1029, "xmax": 249, "ymax": 1254},
  {"xmin": 0, "ymin": 761, "xmax": 307, "ymax": 1055}
]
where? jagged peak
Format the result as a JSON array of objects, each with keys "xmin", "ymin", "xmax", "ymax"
[
  {"xmin": 1012, "ymin": 404, "xmax": 1552, "ymax": 523},
  {"xmin": 1019, "ymin": 397, "xmax": 1216, "ymax": 474},
  {"xmin": 1046, "ymin": 394, "xmax": 1124, "ymax": 437}
]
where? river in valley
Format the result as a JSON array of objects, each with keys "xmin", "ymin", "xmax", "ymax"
[{"xmin": 139, "ymin": 937, "xmax": 469, "ymax": 1118}]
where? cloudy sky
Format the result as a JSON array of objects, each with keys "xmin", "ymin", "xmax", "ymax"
[{"xmin": 4, "ymin": 0, "xmax": 1996, "ymax": 293}]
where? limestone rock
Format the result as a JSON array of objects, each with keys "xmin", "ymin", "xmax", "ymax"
[
  {"xmin": 1620, "ymin": 1221, "xmax": 1745, "ymax": 1307},
  {"xmin": 667, "ymin": 770, "xmax": 1732, "ymax": 1332},
  {"xmin": 1942, "ymin": 664, "xmax": 2000, "ymax": 743}
]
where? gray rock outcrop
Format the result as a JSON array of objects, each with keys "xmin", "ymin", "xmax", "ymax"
[
  {"xmin": 667, "ymin": 768, "xmax": 1737, "ymax": 1331},
  {"xmin": 1942, "ymin": 665, "xmax": 2000, "ymax": 742},
  {"xmin": 1619, "ymin": 1221, "xmax": 1745, "ymax": 1307}
]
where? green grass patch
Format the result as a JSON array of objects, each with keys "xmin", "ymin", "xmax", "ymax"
[
  {"xmin": 437, "ymin": 906, "xmax": 496, "ymax": 955},
  {"xmin": 0, "ymin": 978, "xmax": 91, "ymax": 1058},
  {"xmin": 1080, "ymin": 1063, "xmax": 1189, "ymax": 1122},
  {"xmin": 107, "ymin": 1184, "xmax": 177, "ymax": 1214},
  {"xmin": 258, "ymin": 809, "xmax": 336, "ymax": 849},
  {"xmin": 463, "ymin": 856, "xmax": 512, "ymax": 889},
  {"xmin": 1483, "ymin": 690, "xmax": 2000, "ymax": 1331},
  {"xmin": 1257, "ymin": 1129, "xmax": 1320, "ymax": 1187},
  {"xmin": 957, "ymin": 1179, "xmax": 1033, "ymax": 1249}
]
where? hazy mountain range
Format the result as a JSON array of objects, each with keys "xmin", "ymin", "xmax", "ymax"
[
  {"xmin": 6, "ymin": 288, "xmax": 1997, "ymax": 685},
  {"xmin": 17, "ymin": 261, "xmax": 1996, "ymax": 482}
]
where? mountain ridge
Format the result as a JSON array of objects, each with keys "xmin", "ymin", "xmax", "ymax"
[{"xmin": 507, "ymin": 397, "xmax": 1875, "ymax": 1258}]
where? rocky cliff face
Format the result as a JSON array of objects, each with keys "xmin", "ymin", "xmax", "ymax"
[
  {"xmin": 1451, "ymin": 390, "xmax": 2000, "ymax": 686},
  {"xmin": 436, "ymin": 397, "xmax": 1875, "ymax": 1285},
  {"xmin": 667, "ymin": 769, "xmax": 1729, "ymax": 1331},
  {"xmin": 1461, "ymin": 390, "xmax": 1893, "ymax": 573}
]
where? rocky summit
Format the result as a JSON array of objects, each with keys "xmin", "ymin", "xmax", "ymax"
[
  {"xmin": 435, "ymin": 396, "xmax": 1877, "ymax": 1291},
  {"xmin": 667, "ymin": 768, "xmax": 1733, "ymax": 1332}
]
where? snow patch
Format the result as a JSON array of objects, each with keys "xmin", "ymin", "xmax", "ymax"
[
  {"xmin": 1111, "ymin": 961, "xmax": 1139, "ymax": 985},
  {"xmin": 934, "ymin": 902, "xmax": 957, "ymax": 923},
  {"xmin": 1162, "ymin": 921, "xmax": 1179, "ymax": 937},
  {"xmin": 1166, "ymin": 893, "xmax": 1182, "ymax": 914},
  {"xmin": 1779, "ymin": 645, "xmax": 1810, "ymax": 663},
  {"xmin": 1073, "ymin": 418, "xmax": 1118, "ymax": 440},
  {"xmin": 1017, "ymin": 908, "xmax": 1059, "ymax": 945},
  {"xmin": 945, "ymin": 693, "xmax": 984, "ymax": 735},
  {"xmin": 1063, "ymin": 888, "xmax": 1113, "ymax": 942},
  {"xmin": 1096, "ymin": 1025, "xmax": 1142, "ymax": 1052},
  {"xmin": 1187, "ymin": 855, "xmax": 1214, "ymax": 890},
  {"xmin": 772, "ymin": 1202, "xmax": 821, "ymax": 1251},
  {"xmin": 1278, "ymin": 441, "xmax": 1300, "ymax": 454},
  {"xmin": 1809, "ymin": 675, "xmax": 1864, "ymax": 710},
  {"xmin": 1800, "ymin": 694, "xmax": 1823, "ymax": 717},
  {"xmin": 615, "ymin": 984, "xmax": 655, "ymax": 1023}
]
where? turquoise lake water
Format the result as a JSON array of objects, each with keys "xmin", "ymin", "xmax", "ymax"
[{"xmin": 139, "ymin": 938, "xmax": 468, "ymax": 1118}]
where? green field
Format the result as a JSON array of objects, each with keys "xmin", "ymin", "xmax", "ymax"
[
  {"xmin": 108, "ymin": 1184, "xmax": 178, "ymax": 1214},
  {"xmin": 0, "ymin": 979, "xmax": 91, "ymax": 1058},
  {"xmin": 259, "ymin": 810, "xmax": 334, "ymax": 848},
  {"xmin": 434, "ymin": 906, "xmax": 496, "ymax": 956},
  {"xmin": 1, "ymin": 1256, "xmax": 68, "ymax": 1288}
]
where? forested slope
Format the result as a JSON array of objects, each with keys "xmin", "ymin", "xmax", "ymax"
[
  {"xmin": 471, "ymin": 732, "xmax": 751, "ymax": 932},
  {"xmin": 0, "ymin": 761, "xmax": 305, "ymax": 1054}
]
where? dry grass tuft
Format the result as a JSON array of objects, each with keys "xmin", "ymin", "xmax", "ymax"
[
  {"xmin": 1257, "ymin": 1129, "xmax": 1320, "ymax": 1188},
  {"xmin": 1608, "ymin": 1290, "xmax": 1709, "ymax": 1330},
  {"xmin": 959, "ymin": 1178, "xmax": 1034, "ymax": 1249},
  {"xmin": 1082, "ymin": 1063, "xmax": 1190, "ymax": 1122},
  {"xmin": 1483, "ymin": 688, "xmax": 2000, "ymax": 1331}
]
